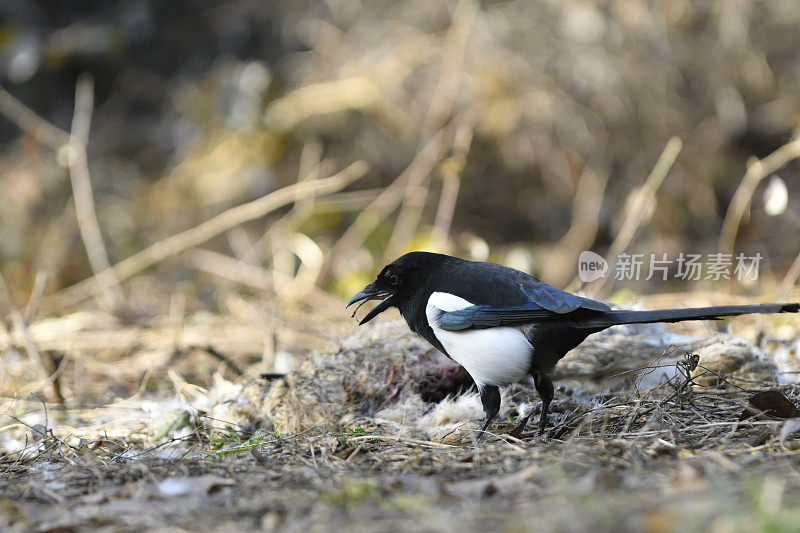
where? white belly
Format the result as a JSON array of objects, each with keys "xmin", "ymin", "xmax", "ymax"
[{"xmin": 426, "ymin": 292, "xmax": 533, "ymax": 387}]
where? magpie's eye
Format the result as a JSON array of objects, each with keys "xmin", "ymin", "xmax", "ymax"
[{"xmin": 380, "ymin": 267, "xmax": 401, "ymax": 287}]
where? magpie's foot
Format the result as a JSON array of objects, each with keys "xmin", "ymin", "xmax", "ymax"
[
  {"xmin": 474, "ymin": 428, "xmax": 493, "ymax": 443},
  {"xmin": 534, "ymin": 421, "xmax": 557, "ymax": 441},
  {"xmin": 527, "ymin": 429, "xmax": 546, "ymax": 443}
]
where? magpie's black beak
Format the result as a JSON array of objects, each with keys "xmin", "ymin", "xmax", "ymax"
[{"xmin": 347, "ymin": 281, "xmax": 394, "ymax": 325}]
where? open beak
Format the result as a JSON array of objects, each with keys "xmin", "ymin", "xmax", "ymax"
[{"xmin": 347, "ymin": 281, "xmax": 394, "ymax": 325}]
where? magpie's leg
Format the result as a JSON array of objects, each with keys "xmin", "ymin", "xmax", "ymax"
[
  {"xmin": 509, "ymin": 373, "xmax": 554, "ymax": 438},
  {"xmin": 533, "ymin": 372, "xmax": 554, "ymax": 435},
  {"xmin": 478, "ymin": 385, "xmax": 500, "ymax": 437}
]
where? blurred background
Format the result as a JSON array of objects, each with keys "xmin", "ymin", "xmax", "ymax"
[{"xmin": 1, "ymin": 1, "xmax": 800, "ymax": 401}]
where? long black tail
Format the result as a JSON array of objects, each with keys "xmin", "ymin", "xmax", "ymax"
[{"xmin": 575, "ymin": 303, "xmax": 799, "ymax": 329}]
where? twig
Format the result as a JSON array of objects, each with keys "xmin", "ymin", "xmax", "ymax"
[
  {"xmin": 778, "ymin": 249, "xmax": 800, "ymax": 296},
  {"xmin": 44, "ymin": 161, "xmax": 367, "ymax": 310},
  {"xmin": 559, "ymin": 166, "xmax": 610, "ymax": 290},
  {"xmin": 384, "ymin": 118, "xmax": 468, "ymax": 260},
  {"xmin": 719, "ymin": 135, "xmax": 800, "ymax": 256},
  {"xmin": 347, "ymin": 434, "xmax": 458, "ymax": 448},
  {"xmin": 23, "ymin": 272, "xmax": 48, "ymax": 323},
  {"xmin": 384, "ymin": 0, "xmax": 477, "ymax": 259},
  {"xmin": 191, "ymin": 345, "xmax": 245, "ymax": 377},
  {"xmin": 66, "ymin": 74, "xmax": 125, "ymax": 309},
  {"xmin": 13, "ymin": 351, "xmax": 70, "ymax": 401},
  {"xmin": 331, "ymin": 127, "xmax": 451, "ymax": 267},
  {"xmin": 0, "ymin": 273, "xmax": 46, "ymax": 379},
  {"xmin": 591, "ymin": 136, "xmax": 682, "ymax": 296},
  {"xmin": 291, "ymin": 140, "xmax": 325, "ymax": 222},
  {"xmin": 0, "ymin": 78, "xmax": 125, "ymax": 309},
  {"xmin": 421, "ymin": 0, "xmax": 477, "ymax": 136},
  {"xmin": 265, "ymin": 76, "xmax": 382, "ymax": 132},
  {"xmin": 259, "ymin": 142, "xmax": 326, "ymax": 279},
  {"xmin": 0, "ymin": 84, "xmax": 70, "ymax": 147},
  {"xmin": 431, "ymin": 120, "xmax": 474, "ymax": 250},
  {"xmin": 310, "ymin": 189, "xmax": 383, "ymax": 211},
  {"xmin": 189, "ymin": 248, "xmax": 341, "ymax": 309}
]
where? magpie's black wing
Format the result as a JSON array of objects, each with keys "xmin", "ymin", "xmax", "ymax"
[
  {"xmin": 436, "ymin": 297, "xmax": 612, "ymax": 330},
  {"xmin": 433, "ymin": 260, "xmax": 610, "ymax": 331},
  {"xmin": 435, "ymin": 302, "xmax": 553, "ymax": 330}
]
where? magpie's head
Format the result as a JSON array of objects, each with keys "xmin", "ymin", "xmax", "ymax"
[{"xmin": 346, "ymin": 251, "xmax": 451, "ymax": 325}]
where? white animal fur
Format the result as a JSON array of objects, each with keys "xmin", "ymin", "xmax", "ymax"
[
  {"xmin": 374, "ymin": 390, "xmax": 514, "ymax": 441},
  {"xmin": 376, "ymin": 393, "xmax": 485, "ymax": 428},
  {"xmin": 426, "ymin": 292, "xmax": 533, "ymax": 387}
]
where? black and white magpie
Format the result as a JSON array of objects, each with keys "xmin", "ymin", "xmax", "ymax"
[{"xmin": 347, "ymin": 251, "xmax": 799, "ymax": 436}]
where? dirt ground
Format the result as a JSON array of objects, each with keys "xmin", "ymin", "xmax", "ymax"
[
  {"xmin": 3, "ymin": 436, "xmax": 800, "ymax": 533},
  {"xmin": 3, "ymin": 315, "xmax": 800, "ymax": 532}
]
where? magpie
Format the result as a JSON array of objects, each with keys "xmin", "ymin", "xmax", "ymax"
[{"xmin": 347, "ymin": 251, "xmax": 799, "ymax": 436}]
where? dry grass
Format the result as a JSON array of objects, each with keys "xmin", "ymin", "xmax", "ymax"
[{"xmin": 2, "ymin": 316, "xmax": 800, "ymax": 531}]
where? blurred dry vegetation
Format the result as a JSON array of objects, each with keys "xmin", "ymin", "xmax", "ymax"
[
  {"xmin": 2, "ymin": 1, "xmax": 800, "ymax": 302},
  {"xmin": 2, "ymin": 1, "xmax": 800, "ymax": 530}
]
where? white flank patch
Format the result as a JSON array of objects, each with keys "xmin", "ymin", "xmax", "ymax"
[{"xmin": 426, "ymin": 292, "xmax": 533, "ymax": 387}]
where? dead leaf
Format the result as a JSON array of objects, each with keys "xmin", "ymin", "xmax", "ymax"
[{"xmin": 739, "ymin": 390, "xmax": 800, "ymax": 421}]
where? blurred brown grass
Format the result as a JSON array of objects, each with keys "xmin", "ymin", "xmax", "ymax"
[{"xmin": 0, "ymin": 1, "xmax": 799, "ymax": 305}]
